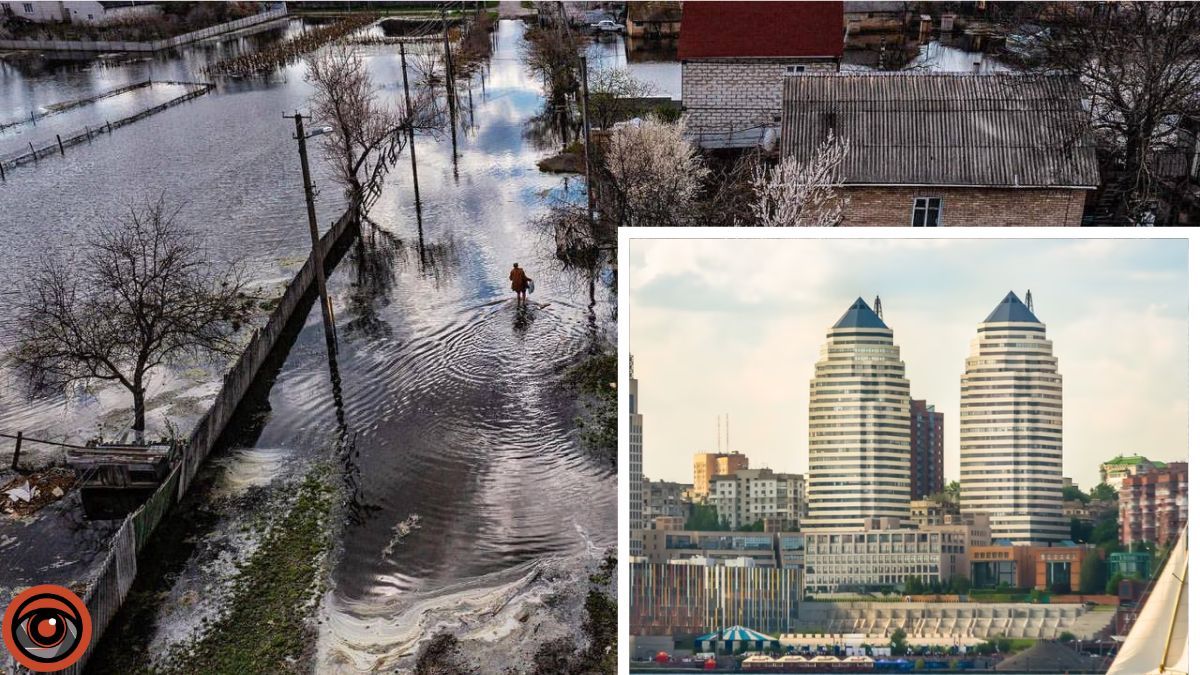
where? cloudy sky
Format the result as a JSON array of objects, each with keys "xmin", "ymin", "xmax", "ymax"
[{"xmin": 630, "ymin": 237, "xmax": 1188, "ymax": 489}]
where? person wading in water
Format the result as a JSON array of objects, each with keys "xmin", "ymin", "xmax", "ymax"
[{"xmin": 509, "ymin": 263, "xmax": 531, "ymax": 304}]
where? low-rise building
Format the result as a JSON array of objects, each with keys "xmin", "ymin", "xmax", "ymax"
[
  {"xmin": 1108, "ymin": 551, "xmax": 1153, "ymax": 581},
  {"xmin": 1063, "ymin": 499, "xmax": 1092, "ymax": 523},
  {"xmin": 969, "ymin": 543, "xmax": 1100, "ymax": 592},
  {"xmin": 843, "ymin": 1, "xmax": 909, "ymax": 34},
  {"xmin": 2, "ymin": 1, "xmax": 160, "ymax": 24},
  {"xmin": 650, "ymin": 515, "xmax": 685, "ymax": 531},
  {"xmin": 803, "ymin": 519, "xmax": 971, "ymax": 594},
  {"xmin": 641, "ymin": 529, "xmax": 778, "ymax": 567},
  {"xmin": 625, "ymin": 0, "xmax": 681, "ymax": 40},
  {"xmin": 679, "ymin": 0, "xmax": 844, "ymax": 147},
  {"xmin": 709, "ymin": 468, "xmax": 805, "ymax": 530},
  {"xmin": 1120, "ymin": 462, "xmax": 1187, "ymax": 547},
  {"xmin": 630, "ymin": 562, "xmax": 806, "ymax": 636},
  {"xmin": 910, "ymin": 498, "xmax": 958, "ymax": 527},
  {"xmin": 779, "ymin": 73, "xmax": 1101, "ymax": 226},
  {"xmin": 1101, "ymin": 454, "xmax": 1160, "ymax": 490},
  {"xmin": 645, "ymin": 479, "xmax": 690, "ymax": 523}
]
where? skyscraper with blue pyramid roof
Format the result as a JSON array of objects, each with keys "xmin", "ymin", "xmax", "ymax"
[{"xmin": 960, "ymin": 291, "xmax": 1069, "ymax": 544}]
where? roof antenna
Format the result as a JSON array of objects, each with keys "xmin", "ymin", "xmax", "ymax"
[
  {"xmin": 1025, "ymin": 290, "xmax": 1034, "ymax": 312},
  {"xmin": 874, "ymin": 295, "xmax": 883, "ymax": 319},
  {"xmin": 726, "ymin": 413, "xmax": 730, "ymax": 454}
]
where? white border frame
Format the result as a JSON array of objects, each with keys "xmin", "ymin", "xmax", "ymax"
[{"xmin": 617, "ymin": 226, "xmax": 1194, "ymax": 675}]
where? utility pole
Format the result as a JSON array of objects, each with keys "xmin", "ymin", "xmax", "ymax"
[
  {"xmin": 578, "ymin": 55, "xmax": 594, "ymax": 221},
  {"xmin": 441, "ymin": 7, "xmax": 460, "ymax": 174},
  {"xmin": 288, "ymin": 112, "xmax": 339, "ymax": 356},
  {"xmin": 399, "ymin": 41, "xmax": 422, "ymax": 211},
  {"xmin": 11, "ymin": 431, "xmax": 22, "ymax": 471}
]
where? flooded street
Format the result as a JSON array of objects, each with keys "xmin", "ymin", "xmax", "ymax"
[{"xmin": 2, "ymin": 15, "xmax": 614, "ymax": 673}]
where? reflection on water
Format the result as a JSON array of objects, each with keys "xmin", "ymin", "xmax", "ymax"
[{"xmin": 4, "ymin": 17, "xmax": 616, "ymax": 671}]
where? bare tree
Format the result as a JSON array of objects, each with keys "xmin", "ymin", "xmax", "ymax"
[
  {"xmin": 1007, "ymin": 2, "xmax": 1200, "ymax": 223},
  {"xmin": 599, "ymin": 117, "xmax": 709, "ymax": 227},
  {"xmin": 586, "ymin": 67, "xmax": 657, "ymax": 130},
  {"xmin": 305, "ymin": 43, "xmax": 440, "ymax": 213},
  {"xmin": 11, "ymin": 196, "xmax": 253, "ymax": 439},
  {"xmin": 750, "ymin": 131, "xmax": 849, "ymax": 226}
]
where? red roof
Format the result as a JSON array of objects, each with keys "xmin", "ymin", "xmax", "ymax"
[{"xmin": 678, "ymin": 1, "xmax": 845, "ymax": 60}]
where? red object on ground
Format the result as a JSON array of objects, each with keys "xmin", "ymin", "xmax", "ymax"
[
  {"xmin": 655, "ymin": 651, "xmax": 671, "ymax": 663},
  {"xmin": 678, "ymin": 1, "xmax": 845, "ymax": 59},
  {"xmin": 705, "ymin": 658, "xmax": 718, "ymax": 669}
]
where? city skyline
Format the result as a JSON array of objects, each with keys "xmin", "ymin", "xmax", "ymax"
[{"xmin": 630, "ymin": 238, "xmax": 1187, "ymax": 488}]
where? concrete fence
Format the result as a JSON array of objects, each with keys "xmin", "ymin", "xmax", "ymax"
[
  {"xmin": 0, "ymin": 82, "xmax": 214, "ymax": 173},
  {"xmin": 0, "ymin": 7, "xmax": 288, "ymax": 53},
  {"xmin": 6, "ymin": 207, "xmax": 359, "ymax": 674}
]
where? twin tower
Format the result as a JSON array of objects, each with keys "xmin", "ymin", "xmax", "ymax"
[{"xmin": 806, "ymin": 292, "xmax": 1068, "ymax": 544}]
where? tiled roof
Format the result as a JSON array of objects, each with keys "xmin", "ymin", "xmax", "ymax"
[
  {"xmin": 678, "ymin": 1, "xmax": 845, "ymax": 60},
  {"xmin": 780, "ymin": 73, "xmax": 1101, "ymax": 188}
]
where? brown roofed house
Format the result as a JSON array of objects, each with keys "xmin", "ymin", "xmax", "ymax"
[
  {"xmin": 780, "ymin": 73, "xmax": 1101, "ymax": 226},
  {"xmin": 626, "ymin": 1, "xmax": 683, "ymax": 40},
  {"xmin": 680, "ymin": 1, "xmax": 844, "ymax": 147}
]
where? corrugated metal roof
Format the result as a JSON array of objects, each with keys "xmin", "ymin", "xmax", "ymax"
[{"xmin": 780, "ymin": 73, "xmax": 1101, "ymax": 188}]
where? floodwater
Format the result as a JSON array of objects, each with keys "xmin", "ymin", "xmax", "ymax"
[{"xmin": 1, "ymin": 16, "xmax": 615, "ymax": 672}]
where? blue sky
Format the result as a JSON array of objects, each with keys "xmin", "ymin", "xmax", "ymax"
[{"xmin": 630, "ymin": 238, "xmax": 1188, "ymax": 489}]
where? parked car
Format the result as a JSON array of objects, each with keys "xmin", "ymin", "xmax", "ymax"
[{"xmin": 591, "ymin": 19, "xmax": 623, "ymax": 33}]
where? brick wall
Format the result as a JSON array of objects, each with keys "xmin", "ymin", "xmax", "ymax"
[
  {"xmin": 682, "ymin": 58, "xmax": 838, "ymax": 134},
  {"xmin": 838, "ymin": 186, "xmax": 1089, "ymax": 226}
]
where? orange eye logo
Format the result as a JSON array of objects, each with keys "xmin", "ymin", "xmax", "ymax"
[{"xmin": 3, "ymin": 585, "xmax": 91, "ymax": 672}]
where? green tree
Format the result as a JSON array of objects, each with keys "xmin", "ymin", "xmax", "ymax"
[
  {"xmin": 904, "ymin": 577, "xmax": 927, "ymax": 595},
  {"xmin": 890, "ymin": 629, "xmax": 908, "ymax": 654},
  {"xmin": 1059, "ymin": 631, "xmax": 1077, "ymax": 643},
  {"xmin": 1080, "ymin": 550, "xmax": 1108, "ymax": 594},
  {"xmin": 1106, "ymin": 573, "xmax": 1126, "ymax": 596},
  {"xmin": 736, "ymin": 519, "xmax": 764, "ymax": 532},
  {"xmin": 929, "ymin": 579, "xmax": 943, "ymax": 594},
  {"xmin": 685, "ymin": 504, "xmax": 727, "ymax": 531},
  {"xmin": 1090, "ymin": 482, "xmax": 1118, "ymax": 502},
  {"xmin": 1091, "ymin": 512, "xmax": 1120, "ymax": 553},
  {"xmin": 950, "ymin": 575, "xmax": 971, "ymax": 595},
  {"xmin": 1063, "ymin": 484, "xmax": 1090, "ymax": 504},
  {"xmin": 1070, "ymin": 517, "xmax": 1094, "ymax": 543},
  {"xmin": 995, "ymin": 637, "xmax": 1013, "ymax": 654},
  {"xmin": 944, "ymin": 481, "xmax": 960, "ymax": 502}
]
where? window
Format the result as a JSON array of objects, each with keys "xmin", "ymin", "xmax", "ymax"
[
  {"xmin": 23, "ymin": 2, "xmax": 34, "ymax": 12},
  {"xmin": 785, "ymin": 65, "xmax": 806, "ymax": 75},
  {"xmin": 912, "ymin": 197, "xmax": 942, "ymax": 226}
]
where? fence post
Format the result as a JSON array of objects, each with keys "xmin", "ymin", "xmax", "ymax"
[
  {"xmin": 11, "ymin": 431, "xmax": 22, "ymax": 471},
  {"xmin": 57, "ymin": 134, "xmax": 64, "ymax": 155},
  {"xmin": 85, "ymin": 125, "xmax": 91, "ymax": 141},
  {"xmin": 28, "ymin": 141, "xmax": 36, "ymax": 162},
  {"xmin": 1, "ymin": 162, "xmax": 6, "ymax": 181}
]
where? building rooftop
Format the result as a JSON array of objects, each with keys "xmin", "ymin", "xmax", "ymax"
[
  {"xmin": 780, "ymin": 73, "xmax": 1101, "ymax": 188},
  {"xmin": 832, "ymin": 297, "xmax": 888, "ymax": 329},
  {"xmin": 678, "ymin": 1, "xmax": 845, "ymax": 60},
  {"xmin": 983, "ymin": 291, "xmax": 1041, "ymax": 324},
  {"xmin": 1104, "ymin": 455, "xmax": 1152, "ymax": 467},
  {"xmin": 628, "ymin": 1, "xmax": 681, "ymax": 23}
]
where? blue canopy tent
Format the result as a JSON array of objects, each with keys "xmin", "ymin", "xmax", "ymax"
[{"xmin": 694, "ymin": 626, "xmax": 778, "ymax": 654}]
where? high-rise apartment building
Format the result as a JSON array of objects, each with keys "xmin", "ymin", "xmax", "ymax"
[
  {"xmin": 709, "ymin": 468, "xmax": 805, "ymax": 530},
  {"xmin": 806, "ymin": 297, "xmax": 911, "ymax": 529},
  {"xmin": 631, "ymin": 360, "xmax": 644, "ymax": 556},
  {"xmin": 1120, "ymin": 462, "xmax": 1187, "ymax": 547},
  {"xmin": 692, "ymin": 451, "xmax": 749, "ymax": 498},
  {"xmin": 960, "ymin": 291, "xmax": 1068, "ymax": 544},
  {"xmin": 910, "ymin": 399, "xmax": 944, "ymax": 500}
]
